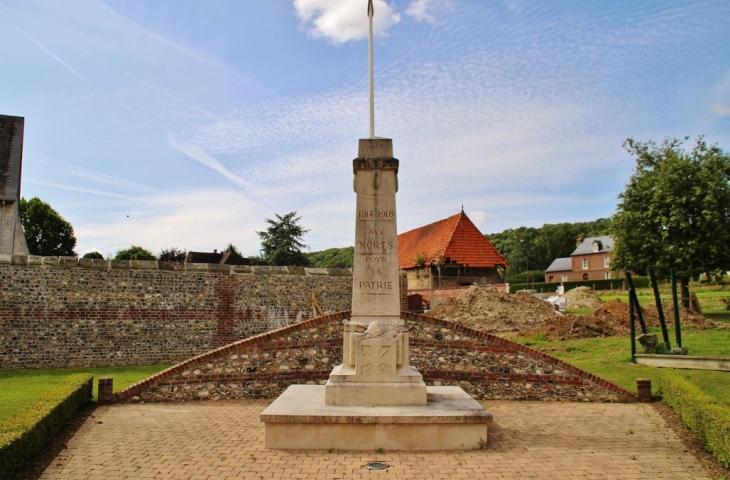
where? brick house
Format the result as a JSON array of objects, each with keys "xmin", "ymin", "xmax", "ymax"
[
  {"xmin": 544, "ymin": 235, "xmax": 615, "ymax": 282},
  {"xmin": 398, "ymin": 210, "xmax": 508, "ymax": 291}
]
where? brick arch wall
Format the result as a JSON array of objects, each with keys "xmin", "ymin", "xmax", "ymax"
[{"xmin": 114, "ymin": 312, "xmax": 637, "ymax": 403}]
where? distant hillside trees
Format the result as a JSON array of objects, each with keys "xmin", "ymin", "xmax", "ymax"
[
  {"xmin": 18, "ymin": 197, "xmax": 77, "ymax": 256},
  {"xmin": 306, "ymin": 247, "xmax": 354, "ymax": 268},
  {"xmin": 486, "ymin": 219, "xmax": 611, "ymax": 283}
]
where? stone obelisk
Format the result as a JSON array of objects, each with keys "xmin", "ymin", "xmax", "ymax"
[
  {"xmin": 324, "ymin": 0, "xmax": 426, "ymax": 406},
  {"xmin": 260, "ymin": 1, "xmax": 489, "ymax": 450}
]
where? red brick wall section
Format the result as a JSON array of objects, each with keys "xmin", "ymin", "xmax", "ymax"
[{"xmin": 114, "ymin": 312, "xmax": 637, "ymax": 403}]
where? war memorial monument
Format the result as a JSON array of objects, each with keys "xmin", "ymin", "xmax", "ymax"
[{"xmin": 259, "ymin": 1, "xmax": 491, "ymax": 450}]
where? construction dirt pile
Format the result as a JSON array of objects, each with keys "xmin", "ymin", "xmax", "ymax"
[
  {"xmin": 519, "ymin": 298, "xmax": 728, "ymax": 341},
  {"xmin": 563, "ymin": 286, "xmax": 604, "ymax": 309},
  {"xmin": 425, "ymin": 285, "xmax": 579, "ymax": 334},
  {"xmin": 426, "ymin": 286, "xmax": 727, "ymax": 341}
]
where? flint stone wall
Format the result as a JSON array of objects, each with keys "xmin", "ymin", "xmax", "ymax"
[
  {"xmin": 0, "ymin": 256, "xmax": 354, "ymax": 369},
  {"xmin": 115, "ymin": 312, "xmax": 637, "ymax": 403}
]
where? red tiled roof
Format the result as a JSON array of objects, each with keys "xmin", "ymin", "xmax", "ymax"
[{"xmin": 398, "ymin": 211, "xmax": 508, "ymax": 269}]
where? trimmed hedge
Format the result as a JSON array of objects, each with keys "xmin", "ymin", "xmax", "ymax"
[
  {"xmin": 658, "ymin": 373, "xmax": 730, "ymax": 468},
  {"xmin": 0, "ymin": 373, "xmax": 93, "ymax": 478},
  {"xmin": 512, "ymin": 276, "xmax": 650, "ymax": 293}
]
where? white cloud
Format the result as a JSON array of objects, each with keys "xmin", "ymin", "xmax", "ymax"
[
  {"xmin": 293, "ymin": 0, "xmax": 401, "ymax": 43},
  {"xmin": 467, "ymin": 209, "xmax": 488, "ymax": 228},
  {"xmin": 711, "ymin": 103, "xmax": 730, "ymax": 117},
  {"xmin": 167, "ymin": 134, "xmax": 254, "ymax": 191},
  {"xmin": 405, "ymin": 0, "xmax": 452, "ymax": 24}
]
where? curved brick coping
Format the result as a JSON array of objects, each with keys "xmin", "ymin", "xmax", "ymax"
[
  {"xmin": 113, "ymin": 311, "xmax": 637, "ymax": 403},
  {"xmin": 403, "ymin": 312, "xmax": 637, "ymax": 402},
  {"xmin": 0, "ymin": 255, "xmax": 352, "ymax": 276}
]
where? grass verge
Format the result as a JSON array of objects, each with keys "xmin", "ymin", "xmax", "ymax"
[
  {"xmin": 0, "ymin": 374, "xmax": 92, "ymax": 478},
  {"xmin": 0, "ymin": 364, "xmax": 172, "ymax": 424}
]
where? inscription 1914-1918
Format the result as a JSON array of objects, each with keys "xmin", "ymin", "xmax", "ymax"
[{"xmin": 358, "ymin": 210, "xmax": 394, "ymax": 218}]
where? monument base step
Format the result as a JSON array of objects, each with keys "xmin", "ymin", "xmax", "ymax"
[{"xmin": 260, "ymin": 385, "xmax": 491, "ymax": 451}]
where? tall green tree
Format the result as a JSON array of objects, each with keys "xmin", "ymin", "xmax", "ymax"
[
  {"xmin": 611, "ymin": 136, "xmax": 730, "ymax": 300},
  {"xmin": 257, "ymin": 212, "xmax": 310, "ymax": 266},
  {"xmin": 18, "ymin": 197, "xmax": 77, "ymax": 256},
  {"xmin": 115, "ymin": 245, "xmax": 156, "ymax": 261}
]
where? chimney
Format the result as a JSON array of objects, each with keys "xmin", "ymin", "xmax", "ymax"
[
  {"xmin": 214, "ymin": 249, "xmax": 218, "ymax": 253},
  {"xmin": 576, "ymin": 236, "xmax": 583, "ymax": 247}
]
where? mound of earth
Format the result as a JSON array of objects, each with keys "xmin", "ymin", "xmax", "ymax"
[
  {"xmin": 518, "ymin": 298, "xmax": 727, "ymax": 341},
  {"xmin": 425, "ymin": 285, "xmax": 577, "ymax": 333},
  {"xmin": 563, "ymin": 286, "xmax": 604, "ymax": 309}
]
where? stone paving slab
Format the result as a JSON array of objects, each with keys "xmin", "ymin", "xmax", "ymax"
[{"xmin": 41, "ymin": 400, "xmax": 711, "ymax": 479}]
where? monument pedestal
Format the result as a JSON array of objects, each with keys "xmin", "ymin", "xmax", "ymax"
[
  {"xmin": 260, "ymin": 138, "xmax": 491, "ymax": 450},
  {"xmin": 261, "ymin": 385, "xmax": 491, "ymax": 450}
]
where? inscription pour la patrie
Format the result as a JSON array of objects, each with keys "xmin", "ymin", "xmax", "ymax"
[{"xmin": 358, "ymin": 209, "xmax": 395, "ymax": 295}]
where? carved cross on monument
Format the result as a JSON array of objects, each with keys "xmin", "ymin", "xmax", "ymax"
[{"xmin": 323, "ymin": 0, "xmax": 427, "ymax": 407}]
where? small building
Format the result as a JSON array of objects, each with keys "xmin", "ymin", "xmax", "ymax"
[
  {"xmin": 398, "ymin": 210, "xmax": 508, "ymax": 291},
  {"xmin": 544, "ymin": 235, "xmax": 615, "ymax": 282},
  {"xmin": 185, "ymin": 250, "xmax": 249, "ymax": 265}
]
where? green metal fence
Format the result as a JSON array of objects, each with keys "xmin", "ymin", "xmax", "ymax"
[{"xmin": 628, "ymin": 270, "xmax": 730, "ymax": 358}]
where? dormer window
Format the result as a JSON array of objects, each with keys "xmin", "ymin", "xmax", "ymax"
[{"xmin": 592, "ymin": 240, "xmax": 602, "ymax": 253}]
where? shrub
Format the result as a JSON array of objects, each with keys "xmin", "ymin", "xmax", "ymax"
[
  {"xmin": 0, "ymin": 373, "xmax": 93, "ymax": 478},
  {"xmin": 658, "ymin": 373, "xmax": 730, "ymax": 468}
]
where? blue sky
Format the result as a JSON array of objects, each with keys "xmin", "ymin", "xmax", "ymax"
[{"xmin": 1, "ymin": 0, "xmax": 728, "ymax": 258}]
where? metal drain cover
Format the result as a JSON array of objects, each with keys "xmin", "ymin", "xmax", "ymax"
[{"xmin": 365, "ymin": 462, "xmax": 390, "ymax": 470}]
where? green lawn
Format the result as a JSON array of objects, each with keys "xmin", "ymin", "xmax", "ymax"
[
  {"xmin": 509, "ymin": 334, "xmax": 730, "ymax": 406},
  {"xmin": 0, "ymin": 364, "xmax": 171, "ymax": 424}
]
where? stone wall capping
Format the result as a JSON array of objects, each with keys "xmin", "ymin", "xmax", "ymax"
[
  {"xmin": 110, "ymin": 260, "xmax": 130, "ymax": 269},
  {"xmin": 252, "ymin": 266, "xmax": 289, "ymax": 275},
  {"xmin": 1, "ymin": 260, "xmax": 357, "ymax": 278},
  {"xmin": 184, "ymin": 263, "xmax": 209, "ymax": 272},
  {"xmin": 78, "ymin": 258, "xmax": 93, "ymax": 269},
  {"xmin": 42, "ymin": 256, "xmax": 60, "ymax": 266},
  {"xmin": 158, "ymin": 261, "xmax": 185, "ymax": 271},
  {"xmin": 286, "ymin": 266, "xmax": 305, "ymax": 276},
  {"xmin": 304, "ymin": 268, "xmax": 328, "ymax": 276},
  {"xmin": 92, "ymin": 259, "xmax": 111, "ymax": 270},
  {"xmin": 130, "ymin": 260, "xmax": 157, "ymax": 270},
  {"xmin": 327, "ymin": 268, "xmax": 353, "ymax": 277},
  {"xmin": 59, "ymin": 256, "xmax": 78, "ymax": 267},
  {"xmin": 11, "ymin": 254, "xmax": 28, "ymax": 266},
  {"xmin": 208, "ymin": 264, "xmax": 232, "ymax": 274}
]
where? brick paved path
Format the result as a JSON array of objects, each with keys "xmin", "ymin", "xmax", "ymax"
[{"xmin": 42, "ymin": 400, "xmax": 711, "ymax": 479}]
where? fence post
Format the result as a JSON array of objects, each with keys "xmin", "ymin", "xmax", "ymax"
[
  {"xmin": 625, "ymin": 272, "xmax": 647, "ymax": 334},
  {"xmin": 670, "ymin": 268, "xmax": 682, "ymax": 348},
  {"xmin": 649, "ymin": 269, "xmax": 670, "ymax": 348},
  {"xmin": 629, "ymin": 284, "xmax": 636, "ymax": 362}
]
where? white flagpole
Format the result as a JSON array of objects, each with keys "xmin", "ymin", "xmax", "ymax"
[{"xmin": 368, "ymin": 0, "xmax": 375, "ymax": 139}]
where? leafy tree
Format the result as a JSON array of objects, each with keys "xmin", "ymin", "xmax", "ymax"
[
  {"xmin": 158, "ymin": 247, "xmax": 187, "ymax": 262},
  {"xmin": 257, "ymin": 212, "xmax": 310, "ymax": 266},
  {"xmin": 306, "ymin": 247, "xmax": 354, "ymax": 268},
  {"xmin": 611, "ymin": 136, "xmax": 730, "ymax": 303},
  {"xmin": 18, "ymin": 197, "xmax": 77, "ymax": 256},
  {"xmin": 114, "ymin": 245, "xmax": 156, "ymax": 261},
  {"xmin": 82, "ymin": 251, "xmax": 104, "ymax": 259},
  {"xmin": 222, "ymin": 243, "xmax": 246, "ymax": 264}
]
